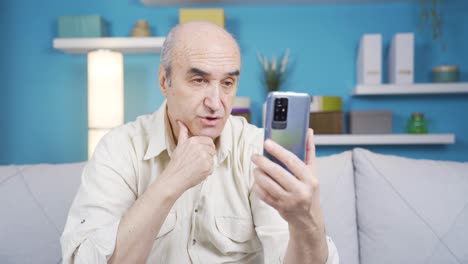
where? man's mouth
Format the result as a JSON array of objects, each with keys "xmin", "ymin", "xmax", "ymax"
[{"xmin": 199, "ymin": 116, "xmax": 222, "ymax": 126}]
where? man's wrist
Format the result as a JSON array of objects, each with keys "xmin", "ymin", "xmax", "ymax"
[
  {"xmin": 288, "ymin": 227, "xmax": 329, "ymax": 264},
  {"xmin": 287, "ymin": 213, "xmax": 329, "ymax": 263},
  {"xmin": 288, "ymin": 222, "xmax": 325, "ymax": 243},
  {"xmin": 150, "ymin": 174, "xmax": 183, "ymax": 203},
  {"xmin": 288, "ymin": 209, "xmax": 325, "ymax": 239}
]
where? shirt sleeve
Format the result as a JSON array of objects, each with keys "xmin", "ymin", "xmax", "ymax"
[
  {"xmin": 246, "ymin": 131, "xmax": 340, "ymax": 264},
  {"xmin": 60, "ymin": 131, "xmax": 138, "ymax": 264},
  {"xmin": 325, "ymin": 236, "xmax": 340, "ymax": 264}
]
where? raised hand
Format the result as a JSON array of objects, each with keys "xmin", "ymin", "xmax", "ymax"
[
  {"xmin": 251, "ymin": 128, "xmax": 324, "ymax": 231},
  {"xmin": 159, "ymin": 121, "xmax": 217, "ymax": 196}
]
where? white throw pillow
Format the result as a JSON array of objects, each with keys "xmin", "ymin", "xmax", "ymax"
[
  {"xmin": 353, "ymin": 148, "xmax": 468, "ymax": 264},
  {"xmin": 318, "ymin": 151, "xmax": 359, "ymax": 264}
]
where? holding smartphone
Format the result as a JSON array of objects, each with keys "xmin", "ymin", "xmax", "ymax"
[{"xmin": 264, "ymin": 92, "xmax": 311, "ymax": 171}]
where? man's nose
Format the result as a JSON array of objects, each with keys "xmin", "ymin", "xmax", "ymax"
[{"xmin": 204, "ymin": 84, "xmax": 221, "ymax": 112}]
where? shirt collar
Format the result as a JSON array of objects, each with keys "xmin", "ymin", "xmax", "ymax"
[
  {"xmin": 217, "ymin": 118, "xmax": 232, "ymax": 164},
  {"xmin": 143, "ymin": 101, "xmax": 170, "ymax": 161},
  {"xmin": 143, "ymin": 101, "xmax": 232, "ymax": 164}
]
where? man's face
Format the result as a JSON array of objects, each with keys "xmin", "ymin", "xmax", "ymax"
[{"xmin": 161, "ymin": 35, "xmax": 241, "ymax": 140}]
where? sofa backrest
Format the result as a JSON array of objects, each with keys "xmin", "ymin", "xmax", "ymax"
[
  {"xmin": 318, "ymin": 151, "xmax": 360, "ymax": 264},
  {"xmin": 0, "ymin": 162, "xmax": 86, "ymax": 264},
  {"xmin": 353, "ymin": 148, "xmax": 468, "ymax": 264}
]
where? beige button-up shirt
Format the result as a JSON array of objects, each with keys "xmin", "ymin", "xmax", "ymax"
[{"xmin": 61, "ymin": 102, "xmax": 339, "ymax": 264}]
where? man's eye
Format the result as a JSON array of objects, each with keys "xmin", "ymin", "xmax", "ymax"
[
  {"xmin": 223, "ymin": 79, "xmax": 235, "ymax": 88},
  {"xmin": 192, "ymin": 78, "xmax": 207, "ymax": 85}
]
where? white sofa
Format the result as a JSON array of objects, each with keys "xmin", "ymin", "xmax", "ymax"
[{"xmin": 1, "ymin": 148, "xmax": 467, "ymax": 264}]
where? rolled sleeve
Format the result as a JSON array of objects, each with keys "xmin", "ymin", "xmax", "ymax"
[
  {"xmin": 60, "ymin": 131, "xmax": 138, "ymax": 263},
  {"xmin": 324, "ymin": 236, "xmax": 340, "ymax": 264},
  {"xmin": 62, "ymin": 218, "xmax": 120, "ymax": 263}
]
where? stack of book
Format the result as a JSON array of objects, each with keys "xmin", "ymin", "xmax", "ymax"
[{"xmin": 309, "ymin": 96, "xmax": 343, "ymax": 134}]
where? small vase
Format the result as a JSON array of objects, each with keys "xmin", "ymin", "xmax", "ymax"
[
  {"xmin": 130, "ymin": 19, "xmax": 152, "ymax": 37},
  {"xmin": 407, "ymin": 112, "xmax": 428, "ymax": 134}
]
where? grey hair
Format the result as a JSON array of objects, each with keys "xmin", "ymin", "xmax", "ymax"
[{"xmin": 160, "ymin": 25, "xmax": 180, "ymax": 87}]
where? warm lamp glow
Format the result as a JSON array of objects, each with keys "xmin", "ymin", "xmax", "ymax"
[{"xmin": 87, "ymin": 50, "xmax": 124, "ymax": 159}]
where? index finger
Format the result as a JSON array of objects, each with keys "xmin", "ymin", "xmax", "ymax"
[
  {"xmin": 305, "ymin": 129, "xmax": 316, "ymax": 166},
  {"xmin": 177, "ymin": 120, "xmax": 189, "ymax": 145}
]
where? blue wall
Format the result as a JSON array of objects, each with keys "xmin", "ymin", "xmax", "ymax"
[{"xmin": 1, "ymin": 0, "xmax": 467, "ymax": 165}]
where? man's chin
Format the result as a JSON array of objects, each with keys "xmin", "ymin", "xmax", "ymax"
[{"xmin": 193, "ymin": 127, "xmax": 223, "ymax": 139}]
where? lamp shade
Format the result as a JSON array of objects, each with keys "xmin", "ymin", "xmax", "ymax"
[{"xmin": 87, "ymin": 50, "xmax": 124, "ymax": 158}]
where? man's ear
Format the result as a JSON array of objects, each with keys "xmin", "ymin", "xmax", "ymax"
[{"xmin": 158, "ymin": 65, "xmax": 168, "ymax": 97}]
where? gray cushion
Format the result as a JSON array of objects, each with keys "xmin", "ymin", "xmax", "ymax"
[
  {"xmin": 0, "ymin": 162, "xmax": 86, "ymax": 264},
  {"xmin": 318, "ymin": 151, "xmax": 359, "ymax": 264},
  {"xmin": 0, "ymin": 165, "xmax": 23, "ymax": 183},
  {"xmin": 353, "ymin": 148, "xmax": 468, "ymax": 264}
]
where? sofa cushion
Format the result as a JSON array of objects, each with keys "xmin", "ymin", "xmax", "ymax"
[
  {"xmin": 353, "ymin": 148, "xmax": 468, "ymax": 264},
  {"xmin": 318, "ymin": 151, "xmax": 359, "ymax": 264},
  {"xmin": 0, "ymin": 162, "xmax": 86, "ymax": 264}
]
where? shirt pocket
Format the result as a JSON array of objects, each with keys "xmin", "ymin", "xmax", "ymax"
[
  {"xmin": 214, "ymin": 216, "xmax": 261, "ymax": 255},
  {"xmin": 156, "ymin": 211, "xmax": 177, "ymax": 239}
]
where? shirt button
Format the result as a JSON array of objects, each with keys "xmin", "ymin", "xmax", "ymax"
[
  {"xmin": 194, "ymin": 209, "xmax": 198, "ymax": 213},
  {"xmin": 192, "ymin": 239, "xmax": 197, "ymax": 245}
]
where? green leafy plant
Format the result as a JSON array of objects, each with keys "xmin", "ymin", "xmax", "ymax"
[
  {"xmin": 420, "ymin": 0, "xmax": 445, "ymax": 49},
  {"xmin": 257, "ymin": 49, "xmax": 290, "ymax": 93}
]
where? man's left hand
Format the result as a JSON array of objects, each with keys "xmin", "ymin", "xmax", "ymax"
[{"xmin": 251, "ymin": 128, "xmax": 325, "ymax": 234}]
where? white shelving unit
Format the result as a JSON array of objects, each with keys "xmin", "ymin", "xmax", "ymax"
[
  {"xmin": 53, "ymin": 38, "xmax": 459, "ymax": 148},
  {"xmin": 353, "ymin": 83, "xmax": 468, "ymax": 96},
  {"xmin": 53, "ymin": 37, "xmax": 166, "ymax": 54},
  {"xmin": 314, "ymin": 134, "xmax": 455, "ymax": 146}
]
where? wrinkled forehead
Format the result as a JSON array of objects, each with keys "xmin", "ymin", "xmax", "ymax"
[{"xmin": 171, "ymin": 28, "xmax": 241, "ymax": 75}]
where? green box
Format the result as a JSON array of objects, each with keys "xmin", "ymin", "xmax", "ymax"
[
  {"xmin": 310, "ymin": 96, "xmax": 343, "ymax": 112},
  {"xmin": 58, "ymin": 15, "xmax": 109, "ymax": 38}
]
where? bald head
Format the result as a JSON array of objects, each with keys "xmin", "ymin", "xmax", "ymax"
[{"xmin": 160, "ymin": 21, "xmax": 241, "ymax": 85}]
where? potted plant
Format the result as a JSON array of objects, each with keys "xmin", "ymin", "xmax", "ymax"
[
  {"xmin": 420, "ymin": 0, "xmax": 444, "ymax": 49},
  {"xmin": 258, "ymin": 49, "xmax": 290, "ymax": 126},
  {"xmin": 257, "ymin": 49, "xmax": 290, "ymax": 93}
]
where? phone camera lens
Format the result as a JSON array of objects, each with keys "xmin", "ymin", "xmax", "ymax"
[{"xmin": 273, "ymin": 97, "xmax": 288, "ymax": 122}]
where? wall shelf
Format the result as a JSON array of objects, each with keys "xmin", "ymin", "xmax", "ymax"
[
  {"xmin": 53, "ymin": 37, "xmax": 166, "ymax": 54},
  {"xmin": 314, "ymin": 134, "xmax": 455, "ymax": 145},
  {"xmin": 353, "ymin": 83, "xmax": 468, "ymax": 96}
]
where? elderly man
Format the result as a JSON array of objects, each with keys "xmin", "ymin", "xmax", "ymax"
[{"xmin": 61, "ymin": 21, "xmax": 339, "ymax": 263}]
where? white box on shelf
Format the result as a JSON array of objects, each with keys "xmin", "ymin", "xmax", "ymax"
[
  {"xmin": 388, "ymin": 33, "xmax": 414, "ymax": 84},
  {"xmin": 357, "ymin": 34, "xmax": 382, "ymax": 85}
]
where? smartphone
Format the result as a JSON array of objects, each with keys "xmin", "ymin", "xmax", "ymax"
[{"xmin": 264, "ymin": 91, "xmax": 310, "ymax": 171}]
